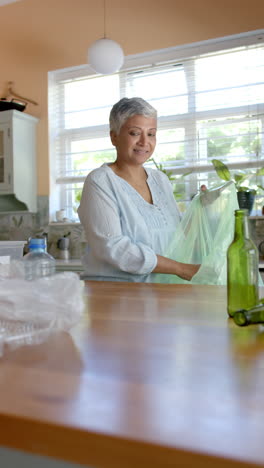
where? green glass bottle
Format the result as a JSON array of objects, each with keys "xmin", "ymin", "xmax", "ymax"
[
  {"xmin": 227, "ymin": 209, "xmax": 259, "ymax": 317},
  {"xmin": 233, "ymin": 304, "xmax": 264, "ymax": 326}
]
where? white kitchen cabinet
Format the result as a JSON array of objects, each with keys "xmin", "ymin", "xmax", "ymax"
[{"xmin": 0, "ymin": 109, "xmax": 38, "ymax": 212}]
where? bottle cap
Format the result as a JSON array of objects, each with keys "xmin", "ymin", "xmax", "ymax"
[{"xmin": 29, "ymin": 238, "xmax": 46, "ymax": 249}]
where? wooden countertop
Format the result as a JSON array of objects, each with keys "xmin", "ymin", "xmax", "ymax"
[{"xmin": 1, "ymin": 281, "xmax": 264, "ymax": 467}]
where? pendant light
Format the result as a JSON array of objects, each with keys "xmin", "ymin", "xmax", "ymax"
[{"xmin": 87, "ymin": 0, "xmax": 124, "ymax": 75}]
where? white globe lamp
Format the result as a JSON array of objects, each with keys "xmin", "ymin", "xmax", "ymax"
[{"xmin": 88, "ymin": 38, "xmax": 124, "ymax": 75}]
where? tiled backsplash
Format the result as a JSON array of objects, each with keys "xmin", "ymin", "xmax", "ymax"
[
  {"xmin": 0, "ymin": 196, "xmax": 85, "ymax": 260},
  {"xmin": 0, "ymin": 195, "xmax": 49, "ymax": 241},
  {"xmin": 48, "ymin": 222, "xmax": 85, "ymax": 259}
]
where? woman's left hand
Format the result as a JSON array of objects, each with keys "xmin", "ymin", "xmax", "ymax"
[
  {"xmin": 153, "ymin": 255, "xmax": 201, "ymax": 281},
  {"xmin": 179, "ymin": 263, "xmax": 200, "ymax": 281}
]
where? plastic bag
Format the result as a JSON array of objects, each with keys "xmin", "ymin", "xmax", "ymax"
[
  {"xmin": 154, "ymin": 181, "xmax": 239, "ymax": 285},
  {"xmin": 0, "ymin": 270, "xmax": 85, "ymax": 355}
]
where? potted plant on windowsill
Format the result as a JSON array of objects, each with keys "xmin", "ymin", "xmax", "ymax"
[
  {"xmin": 149, "ymin": 158, "xmax": 191, "ymax": 201},
  {"xmin": 212, "ymin": 159, "xmax": 264, "ymax": 214}
]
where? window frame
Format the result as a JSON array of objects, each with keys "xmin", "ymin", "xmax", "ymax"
[{"xmin": 48, "ymin": 29, "xmax": 264, "ymax": 221}]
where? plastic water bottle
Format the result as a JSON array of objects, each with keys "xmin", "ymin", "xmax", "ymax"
[{"xmin": 23, "ymin": 238, "xmax": 56, "ymax": 280}]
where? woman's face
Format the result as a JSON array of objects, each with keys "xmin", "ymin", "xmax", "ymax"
[{"xmin": 110, "ymin": 114, "xmax": 157, "ymax": 166}]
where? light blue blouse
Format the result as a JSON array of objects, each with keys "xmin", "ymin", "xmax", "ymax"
[{"xmin": 77, "ymin": 163, "xmax": 181, "ymax": 282}]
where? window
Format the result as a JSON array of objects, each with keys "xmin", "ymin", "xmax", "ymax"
[{"xmin": 49, "ymin": 30, "xmax": 264, "ymax": 220}]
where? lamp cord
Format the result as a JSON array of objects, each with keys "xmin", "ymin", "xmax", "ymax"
[{"xmin": 103, "ymin": 0, "xmax": 106, "ymax": 38}]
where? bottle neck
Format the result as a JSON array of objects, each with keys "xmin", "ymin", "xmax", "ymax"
[
  {"xmin": 234, "ymin": 210, "xmax": 250, "ymax": 240},
  {"xmin": 234, "ymin": 305, "xmax": 264, "ymax": 326}
]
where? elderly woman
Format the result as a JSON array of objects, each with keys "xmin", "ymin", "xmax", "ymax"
[{"xmin": 78, "ymin": 97, "xmax": 200, "ymax": 282}]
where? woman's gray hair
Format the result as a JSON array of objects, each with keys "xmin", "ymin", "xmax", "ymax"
[{"xmin": 109, "ymin": 97, "xmax": 157, "ymax": 134}]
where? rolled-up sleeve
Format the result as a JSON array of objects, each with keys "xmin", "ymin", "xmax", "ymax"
[{"xmin": 78, "ymin": 176, "xmax": 157, "ymax": 275}]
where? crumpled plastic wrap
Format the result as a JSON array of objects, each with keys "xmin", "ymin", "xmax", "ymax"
[{"xmin": 0, "ymin": 268, "xmax": 85, "ymax": 355}]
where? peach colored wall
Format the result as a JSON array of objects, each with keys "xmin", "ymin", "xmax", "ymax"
[{"xmin": 0, "ymin": 0, "xmax": 263, "ymax": 196}]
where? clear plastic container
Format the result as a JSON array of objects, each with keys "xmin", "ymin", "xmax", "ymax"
[
  {"xmin": 0, "ymin": 240, "xmax": 26, "ymax": 259},
  {"xmin": 23, "ymin": 238, "xmax": 56, "ymax": 281}
]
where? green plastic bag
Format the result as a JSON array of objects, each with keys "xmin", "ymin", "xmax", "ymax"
[{"xmin": 155, "ymin": 181, "xmax": 240, "ymax": 285}]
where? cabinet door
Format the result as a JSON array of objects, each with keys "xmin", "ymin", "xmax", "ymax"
[{"xmin": 0, "ymin": 122, "xmax": 12, "ymax": 192}]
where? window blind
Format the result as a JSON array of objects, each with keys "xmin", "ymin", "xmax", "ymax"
[{"xmin": 48, "ymin": 30, "xmax": 264, "ymax": 219}]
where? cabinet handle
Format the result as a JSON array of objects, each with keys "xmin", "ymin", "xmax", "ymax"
[{"xmin": 8, "ymin": 173, "xmax": 11, "ymax": 185}]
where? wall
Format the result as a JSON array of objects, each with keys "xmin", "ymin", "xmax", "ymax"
[{"xmin": 0, "ymin": 0, "xmax": 263, "ymax": 197}]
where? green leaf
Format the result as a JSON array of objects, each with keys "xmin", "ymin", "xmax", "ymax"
[
  {"xmin": 256, "ymin": 167, "xmax": 264, "ymax": 176},
  {"xmin": 234, "ymin": 174, "xmax": 245, "ymax": 183},
  {"xmin": 237, "ymin": 186, "xmax": 249, "ymax": 191},
  {"xmin": 234, "ymin": 173, "xmax": 249, "ymax": 186},
  {"xmin": 234, "ymin": 174, "xmax": 244, "ymax": 184},
  {"xmin": 212, "ymin": 159, "xmax": 231, "ymax": 181},
  {"xmin": 237, "ymin": 186, "xmax": 256, "ymax": 194},
  {"xmin": 173, "ymin": 193, "xmax": 183, "ymax": 200},
  {"xmin": 12, "ymin": 216, "xmax": 18, "ymax": 227}
]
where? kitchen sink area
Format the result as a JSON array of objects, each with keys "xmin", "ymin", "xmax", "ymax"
[{"xmin": 55, "ymin": 258, "xmax": 84, "ymax": 274}]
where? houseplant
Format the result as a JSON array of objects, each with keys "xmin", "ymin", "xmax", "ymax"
[
  {"xmin": 149, "ymin": 158, "xmax": 191, "ymax": 201},
  {"xmin": 212, "ymin": 159, "xmax": 264, "ymax": 214}
]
